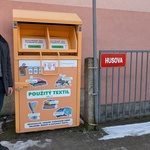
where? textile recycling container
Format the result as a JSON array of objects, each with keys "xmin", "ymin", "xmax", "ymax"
[{"xmin": 13, "ymin": 9, "xmax": 82, "ymax": 133}]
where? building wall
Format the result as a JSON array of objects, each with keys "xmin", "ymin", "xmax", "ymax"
[
  {"xmin": 10, "ymin": 0, "xmax": 150, "ymax": 13},
  {"xmin": 1, "ymin": 0, "xmax": 150, "ymax": 87}
]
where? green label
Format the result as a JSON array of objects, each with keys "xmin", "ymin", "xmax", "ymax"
[
  {"xmin": 52, "ymin": 45, "xmax": 64, "ymax": 49},
  {"xmin": 28, "ymin": 45, "xmax": 41, "ymax": 48},
  {"xmin": 27, "ymin": 89, "xmax": 71, "ymax": 99}
]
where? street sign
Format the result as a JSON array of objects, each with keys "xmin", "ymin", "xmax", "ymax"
[{"xmin": 100, "ymin": 53, "xmax": 126, "ymax": 68}]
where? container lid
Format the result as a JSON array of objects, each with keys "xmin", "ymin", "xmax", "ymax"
[{"xmin": 13, "ymin": 9, "xmax": 82, "ymax": 25}]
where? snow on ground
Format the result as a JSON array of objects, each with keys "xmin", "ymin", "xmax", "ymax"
[
  {"xmin": 0, "ymin": 119, "xmax": 52, "ymax": 150},
  {"xmin": 0, "ymin": 139, "xmax": 52, "ymax": 150},
  {"xmin": 99, "ymin": 121, "xmax": 150, "ymax": 140},
  {"xmin": 1, "ymin": 118, "xmax": 150, "ymax": 148}
]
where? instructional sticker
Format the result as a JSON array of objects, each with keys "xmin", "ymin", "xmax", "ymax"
[
  {"xmin": 55, "ymin": 74, "xmax": 73, "ymax": 88},
  {"xmin": 26, "ymin": 76, "xmax": 47, "ymax": 87},
  {"xmin": 44, "ymin": 62, "xmax": 56, "ymax": 71},
  {"xmin": 43, "ymin": 99, "xmax": 58, "ymax": 110},
  {"xmin": 28, "ymin": 66, "xmax": 33, "ymax": 74},
  {"xmin": 28, "ymin": 101, "xmax": 40, "ymax": 120},
  {"xmin": 53, "ymin": 107, "xmax": 72, "ymax": 118},
  {"xmin": 19, "ymin": 63, "xmax": 27, "ymax": 76}
]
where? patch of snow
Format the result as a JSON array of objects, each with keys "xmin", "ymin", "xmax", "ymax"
[
  {"xmin": 0, "ymin": 139, "xmax": 52, "ymax": 150},
  {"xmin": 0, "ymin": 119, "xmax": 53, "ymax": 149},
  {"xmin": 99, "ymin": 121, "xmax": 150, "ymax": 140}
]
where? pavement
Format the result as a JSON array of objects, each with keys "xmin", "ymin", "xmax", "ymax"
[{"xmin": 0, "ymin": 115, "xmax": 150, "ymax": 150}]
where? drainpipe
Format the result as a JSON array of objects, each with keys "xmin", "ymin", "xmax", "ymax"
[{"xmin": 93, "ymin": 0, "xmax": 99, "ymax": 129}]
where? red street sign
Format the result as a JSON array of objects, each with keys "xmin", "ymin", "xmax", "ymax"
[{"xmin": 100, "ymin": 53, "xmax": 126, "ymax": 68}]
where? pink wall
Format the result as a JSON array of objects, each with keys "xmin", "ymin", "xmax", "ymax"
[
  {"xmin": 98, "ymin": 9, "xmax": 150, "ymax": 50},
  {"xmin": 1, "ymin": 0, "xmax": 150, "ymax": 87}
]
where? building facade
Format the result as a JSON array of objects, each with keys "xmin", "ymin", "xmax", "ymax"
[{"xmin": 1, "ymin": 0, "xmax": 150, "ymax": 87}]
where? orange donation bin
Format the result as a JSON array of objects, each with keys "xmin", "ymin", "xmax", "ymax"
[{"xmin": 13, "ymin": 9, "xmax": 82, "ymax": 133}]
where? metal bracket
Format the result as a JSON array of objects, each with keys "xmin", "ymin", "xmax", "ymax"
[
  {"xmin": 88, "ymin": 66, "xmax": 98, "ymax": 69},
  {"xmin": 92, "ymin": 93, "xmax": 98, "ymax": 96},
  {"xmin": 89, "ymin": 123, "xmax": 98, "ymax": 126}
]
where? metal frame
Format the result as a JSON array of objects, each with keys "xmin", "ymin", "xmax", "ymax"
[{"xmin": 98, "ymin": 50, "xmax": 150, "ymax": 122}]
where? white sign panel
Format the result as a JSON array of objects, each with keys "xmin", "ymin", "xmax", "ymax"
[
  {"xmin": 24, "ymin": 118, "xmax": 73, "ymax": 128},
  {"xmin": 50, "ymin": 39, "xmax": 68, "ymax": 49},
  {"xmin": 19, "ymin": 60, "xmax": 77, "ymax": 68},
  {"xmin": 22, "ymin": 38, "xmax": 46, "ymax": 49}
]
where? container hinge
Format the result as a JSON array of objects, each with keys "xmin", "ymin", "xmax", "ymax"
[
  {"xmin": 89, "ymin": 123, "xmax": 98, "ymax": 126},
  {"xmin": 14, "ymin": 22, "xmax": 18, "ymax": 29}
]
